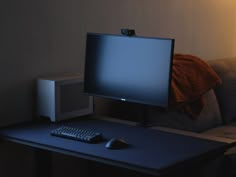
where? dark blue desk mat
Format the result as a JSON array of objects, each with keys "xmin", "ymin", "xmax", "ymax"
[{"xmin": 0, "ymin": 117, "xmax": 228, "ymax": 175}]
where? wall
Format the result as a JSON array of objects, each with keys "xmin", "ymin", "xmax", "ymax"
[
  {"xmin": 0, "ymin": 0, "xmax": 236, "ymax": 176},
  {"xmin": 0, "ymin": 0, "xmax": 84, "ymax": 126},
  {"xmin": 79, "ymin": 0, "xmax": 236, "ymax": 60}
]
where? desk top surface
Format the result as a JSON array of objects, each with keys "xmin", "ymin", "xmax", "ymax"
[{"xmin": 0, "ymin": 116, "xmax": 228, "ymax": 176}]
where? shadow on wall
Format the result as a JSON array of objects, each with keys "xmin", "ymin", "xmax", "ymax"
[{"xmin": 0, "ymin": 80, "xmax": 36, "ymax": 126}]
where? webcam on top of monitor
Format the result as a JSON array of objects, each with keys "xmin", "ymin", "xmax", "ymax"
[{"xmin": 121, "ymin": 29, "xmax": 136, "ymax": 36}]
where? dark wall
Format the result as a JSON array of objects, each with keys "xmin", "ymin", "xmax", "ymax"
[{"xmin": 0, "ymin": 0, "xmax": 84, "ymax": 126}]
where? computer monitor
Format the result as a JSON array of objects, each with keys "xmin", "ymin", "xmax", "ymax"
[{"xmin": 84, "ymin": 33, "xmax": 174, "ymax": 109}]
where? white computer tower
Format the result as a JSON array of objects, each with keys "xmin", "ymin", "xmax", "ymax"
[{"xmin": 37, "ymin": 73, "xmax": 93, "ymax": 122}]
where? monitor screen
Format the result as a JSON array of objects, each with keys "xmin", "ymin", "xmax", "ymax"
[{"xmin": 84, "ymin": 33, "xmax": 174, "ymax": 108}]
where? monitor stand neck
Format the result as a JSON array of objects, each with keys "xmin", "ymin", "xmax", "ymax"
[{"xmin": 137, "ymin": 105, "xmax": 151, "ymax": 128}]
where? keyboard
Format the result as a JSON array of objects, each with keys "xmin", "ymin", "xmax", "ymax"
[{"xmin": 50, "ymin": 126, "xmax": 103, "ymax": 143}]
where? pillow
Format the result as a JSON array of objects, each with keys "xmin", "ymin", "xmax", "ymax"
[
  {"xmin": 148, "ymin": 89, "xmax": 222, "ymax": 132},
  {"xmin": 208, "ymin": 58, "xmax": 236, "ymax": 123}
]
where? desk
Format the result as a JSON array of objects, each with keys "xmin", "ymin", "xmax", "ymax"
[{"xmin": 0, "ymin": 116, "xmax": 229, "ymax": 177}]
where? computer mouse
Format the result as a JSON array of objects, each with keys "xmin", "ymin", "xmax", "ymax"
[{"xmin": 105, "ymin": 138, "xmax": 129, "ymax": 149}]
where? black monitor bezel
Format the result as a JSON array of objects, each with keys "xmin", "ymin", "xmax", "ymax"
[{"xmin": 83, "ymin": 32, "xmax": 175, "ymax": 108}]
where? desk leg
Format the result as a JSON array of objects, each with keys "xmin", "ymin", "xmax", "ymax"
[{"xmin": 34, "ymin": 149, "xmax": 52, "ymax": 177}]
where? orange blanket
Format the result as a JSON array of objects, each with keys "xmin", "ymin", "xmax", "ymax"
[{"xmin": 170, "ymin": 54, "xmax": 222, "ymax": 118}]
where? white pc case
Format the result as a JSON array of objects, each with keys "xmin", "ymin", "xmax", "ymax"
[{"xmin": 37, "ymin": 73, "xmax": 93, "ymax": 122}]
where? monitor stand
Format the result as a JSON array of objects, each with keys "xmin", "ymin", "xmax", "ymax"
[
  {"xmin": 136, "ymin": 105, "xmax": 152, "ymax": 128},
  {"xmin": 137, "ymin": 105, "xmax": 166, "ymax": 128}
]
